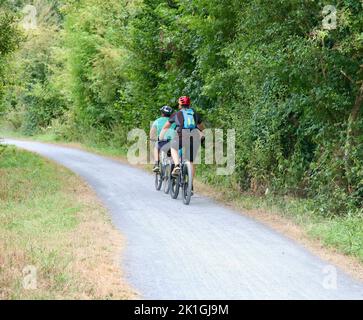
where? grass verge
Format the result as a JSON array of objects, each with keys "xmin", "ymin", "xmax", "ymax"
[{"xmin": 0, "ymin": 144, "xmax": 136, "ymax": 299}]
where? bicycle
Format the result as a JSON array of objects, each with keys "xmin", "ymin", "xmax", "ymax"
[{"xmin": 169, "ymin": 152, "xmax": 193, "ymax": 205}]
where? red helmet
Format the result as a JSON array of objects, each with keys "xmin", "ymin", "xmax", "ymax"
[{"xmin": 178, "ymin": 96, "xmax": 191, "ymax": 106}]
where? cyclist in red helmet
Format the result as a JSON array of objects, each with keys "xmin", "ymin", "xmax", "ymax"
[{"xmin": 160, "ymin": 96, "xmax": 205, "ymax": 179}]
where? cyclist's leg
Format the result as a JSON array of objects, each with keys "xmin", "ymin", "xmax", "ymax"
[
  {"xmin": 190, "ymin": 138, "xmax": 195, "ymax": 177},
  {"xmin": 189, "ymin": 134, "xmax": 201, "ymax": 195},
  {"xmin": 153, "ymin": 143, "xmax": 159, "ymax": 161},
  {"xmin": 152, "ymin": 142, "xmax": 160, "ymax": 172},
  {"xmin": 190, "ymin": 131, "xmax": 201, "ymax": 176},
  {"xmin": 171, "ymin": 136, "xmax": 182, "ymax": 176},
  {"xmin": 153, "ymin": 141, "xmax": 168, "ymax": 173},
  {"xmin": 171, "ymin": 148, "xmax": 179, "ymax": 166}
]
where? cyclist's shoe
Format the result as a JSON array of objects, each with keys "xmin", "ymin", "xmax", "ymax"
[
  {"xmin": 152, "ymin": 164, "xmax": 160, "ymax": 173},
  {"xmin": 172, "ymin": 164, "xmax": 181, "ymax": 177}
]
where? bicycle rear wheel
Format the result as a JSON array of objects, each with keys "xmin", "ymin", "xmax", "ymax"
[
  {"xmin": 182, "ymin": 161, "xmax": 193, "ymax": 205},
  {"xmin": 163, "ymin": 161, "xmax": 171, "ymax": 194},
  {"xmin": 170, "ymin": 167, "xmax": 180, "ymax": 199},
  {"xmin": 154, "ymin": 163, "xmax": 163, "ymax": 191},
  {"xmin": 155, "ymin": 173, "xmax": 163, "ymax": 190}
]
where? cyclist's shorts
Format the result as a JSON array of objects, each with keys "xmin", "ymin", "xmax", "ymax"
[
  {"xmin": 156, "ymin": 141, "xmax": 172, "ymax": 157},
  {"xmin": 171, "ymin": 133, "xmax": 201, "ymax": 162},
  {"xmin": 156, "ymin": 140, "xmax": 169, "ymax": 151}
]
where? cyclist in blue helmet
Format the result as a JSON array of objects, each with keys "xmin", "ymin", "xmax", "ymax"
[{"xmin": 150, "ymin": 105, "xmax": 176, "ymax": 173}]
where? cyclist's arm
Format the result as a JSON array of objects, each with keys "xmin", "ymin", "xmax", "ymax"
[
  {"xmin": 195, "ymin": 111, "xmax": 204, "ymax": 133},
  {"xmin": 159, "ymin": 121, "xmax": 171, "ymax": 140},
  {"xmin": 197, "ymin": 122, "xmax": 205, "ymax": 132},
  {"xmin": 150, "ymin": 125, "xmax": 157, "ymax": 141}
]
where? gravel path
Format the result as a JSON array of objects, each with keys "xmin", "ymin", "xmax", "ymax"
[{"xmin": 5, "ymin": 139, "xmax": 363, "ymax": 300}]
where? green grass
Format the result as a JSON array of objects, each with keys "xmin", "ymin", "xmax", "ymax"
[
  {"xmin": 0, "ymin": 146, "xmax": 80, "ymax": 299},
  {"xmin": 0, "ymin": 143, "xmax": 133, "ymax": 299},
  {"xmin": 308, "ymin": 214, "xmax": 363, "ymax": 258}
]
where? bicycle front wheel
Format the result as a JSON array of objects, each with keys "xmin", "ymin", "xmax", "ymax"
[{"xmin": 182, "ymin": 161, "xmax": 193, "ymax": 205}]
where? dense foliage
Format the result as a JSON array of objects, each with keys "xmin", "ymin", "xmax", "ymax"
[
  {"xmin": 1, "ymin": 0, "xmax": 362, "ymax": 216},
  {"xmin": 0, "ymin": 1, "xmax": 22, "ymax": 114}
]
